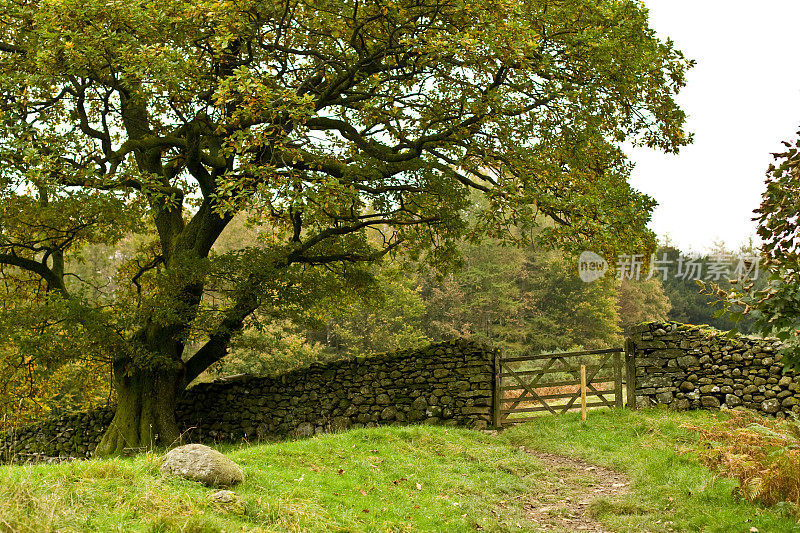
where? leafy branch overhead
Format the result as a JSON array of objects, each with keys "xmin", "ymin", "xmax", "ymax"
[
  {"xmin": 0, "ymin": 0, "xmax": 691, "ymax": 453},
  {"xmin": 706, "ymin": 132, "xmax": 800, "ymax": 369}
]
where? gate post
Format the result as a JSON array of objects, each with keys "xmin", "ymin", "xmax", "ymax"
[
  {"xmin": 613, "ymin": 351, "xmax": 624, "ymax": 408},
  {"xmin": 492, "ymin": 350, "xmax": 502, "ymax": 428},
  {"xmin": 624, "ymin": 338, "xmax": 637, "ymax": 410}
]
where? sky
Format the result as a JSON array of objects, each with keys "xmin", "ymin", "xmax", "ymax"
[{"xmin": 626, "ymin": 1, "xmax": 800, "ymax": 254}]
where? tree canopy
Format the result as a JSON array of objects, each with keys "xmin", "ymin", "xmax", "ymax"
[{"xmin": 0, "ymin": 0, "xmax": 691, "ymax": 453}]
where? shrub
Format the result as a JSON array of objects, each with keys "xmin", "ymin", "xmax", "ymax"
[{"xmin": 685, "ymin": 410, "xmax": 800, "ymax": 514}]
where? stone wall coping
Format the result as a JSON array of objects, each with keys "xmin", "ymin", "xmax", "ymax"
[
  {"xmin": 632, "ymin": 321, "xmax": 779, "ymax": 343},
  {"xmin": 191, "ymin": 338, "xmax": 496, "ymax": 391}
]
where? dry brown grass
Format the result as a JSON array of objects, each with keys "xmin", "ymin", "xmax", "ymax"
[
  {"xmin": 503, "ymin": 382, "xmax": 615, "ymax": 410},
  {"xmin": 684, "ymin": 410, "xmax": 800, "ymax": 513}
]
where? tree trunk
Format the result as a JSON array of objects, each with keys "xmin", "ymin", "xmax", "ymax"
[{"xmin": 94, "ymin": 362, "xmax": 183, "ymax": 456}]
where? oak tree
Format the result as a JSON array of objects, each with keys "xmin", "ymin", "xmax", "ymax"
[{"xmin": 0, "ymin": 0, "xmax": 690, "ymax": 453}]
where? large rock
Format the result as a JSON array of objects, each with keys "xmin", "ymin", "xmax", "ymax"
[{"xmin": 160, "ymin": 444, "xmax": 244, "ymax": 487}]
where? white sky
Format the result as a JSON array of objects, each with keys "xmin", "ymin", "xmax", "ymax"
[{"xmin": 626, "ymin": 1, "xmax": 800, "ymax": 253}]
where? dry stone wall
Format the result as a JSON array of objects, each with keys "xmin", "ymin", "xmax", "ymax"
[
  {"xmin": 0, "ymin": 408, "xmax": 113, "ymax": 462},
  {"xmin": 630, "ymin": 322, "xmax": 800, "ymax": 417},
  {"xmin": 1, "ymin": 339, "xmax": 496, "ymax": 462},
  {"xmin": 12, "ymin": 321, "xmax": 795, "ymax": 463}
]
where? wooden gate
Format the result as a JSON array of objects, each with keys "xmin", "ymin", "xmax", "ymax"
[{"xmin": 492, "ymin": 347, "xmax": 635, "ymax": 427}]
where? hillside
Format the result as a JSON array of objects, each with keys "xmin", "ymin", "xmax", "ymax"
[{"xmin": 1, "ymin": 410, "xmax": 797, "ymax": 532}]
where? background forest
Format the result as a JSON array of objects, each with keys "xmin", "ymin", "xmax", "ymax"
[{"xmin": 0, "ymin": 208, "xmax": 763, "ymax": 430}]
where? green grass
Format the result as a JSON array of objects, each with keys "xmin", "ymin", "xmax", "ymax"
[
  {"xmin": 1, "ymin": 410, "xmax": 799, "ymax": 532},
  {"xmin": 1, "ymin": 426, "xmax": 548, "ymax": 532},
  {"xmin": 503, "ymin": 408, "xmax": 800, "ymax": 532}
]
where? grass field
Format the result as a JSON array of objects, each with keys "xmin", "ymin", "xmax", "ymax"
[
  {"xmin": 504, "ymin": 409, "xmax": 800, "ymax": 532},
  {"xmin": 1, "ymin": 409, "xmax": 799, "ymax": 532}
]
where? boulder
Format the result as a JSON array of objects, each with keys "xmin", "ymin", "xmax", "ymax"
[{"xmin": 160, "ymin": 444, "xmax": 244, "ymax": 487}]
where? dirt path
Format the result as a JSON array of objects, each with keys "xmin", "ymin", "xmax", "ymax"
[{"xmin": 518, "ymin": 446, "xmax": 630, "ymax": 532}]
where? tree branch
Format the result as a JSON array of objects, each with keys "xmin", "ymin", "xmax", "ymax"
[
  {"xmin": 184, "ymin": 295, "xmax": 259, "ymax": 384},
  {"xmin": 0, "ymin": 253, "xmax": 68, "ymax": 297},
  {"xmin": 0, "ymin": 42, "xmax": 26, "ymax": 55}
]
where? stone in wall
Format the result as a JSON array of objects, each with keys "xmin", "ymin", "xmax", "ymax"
[{"xmin": 630, "ymin": 322, "xmax": 798, "ymax": 417}]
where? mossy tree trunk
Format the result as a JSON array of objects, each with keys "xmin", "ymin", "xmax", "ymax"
[{"xmin": 95, "ymin": 361, "xmax": 184, "ymax": 456}]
